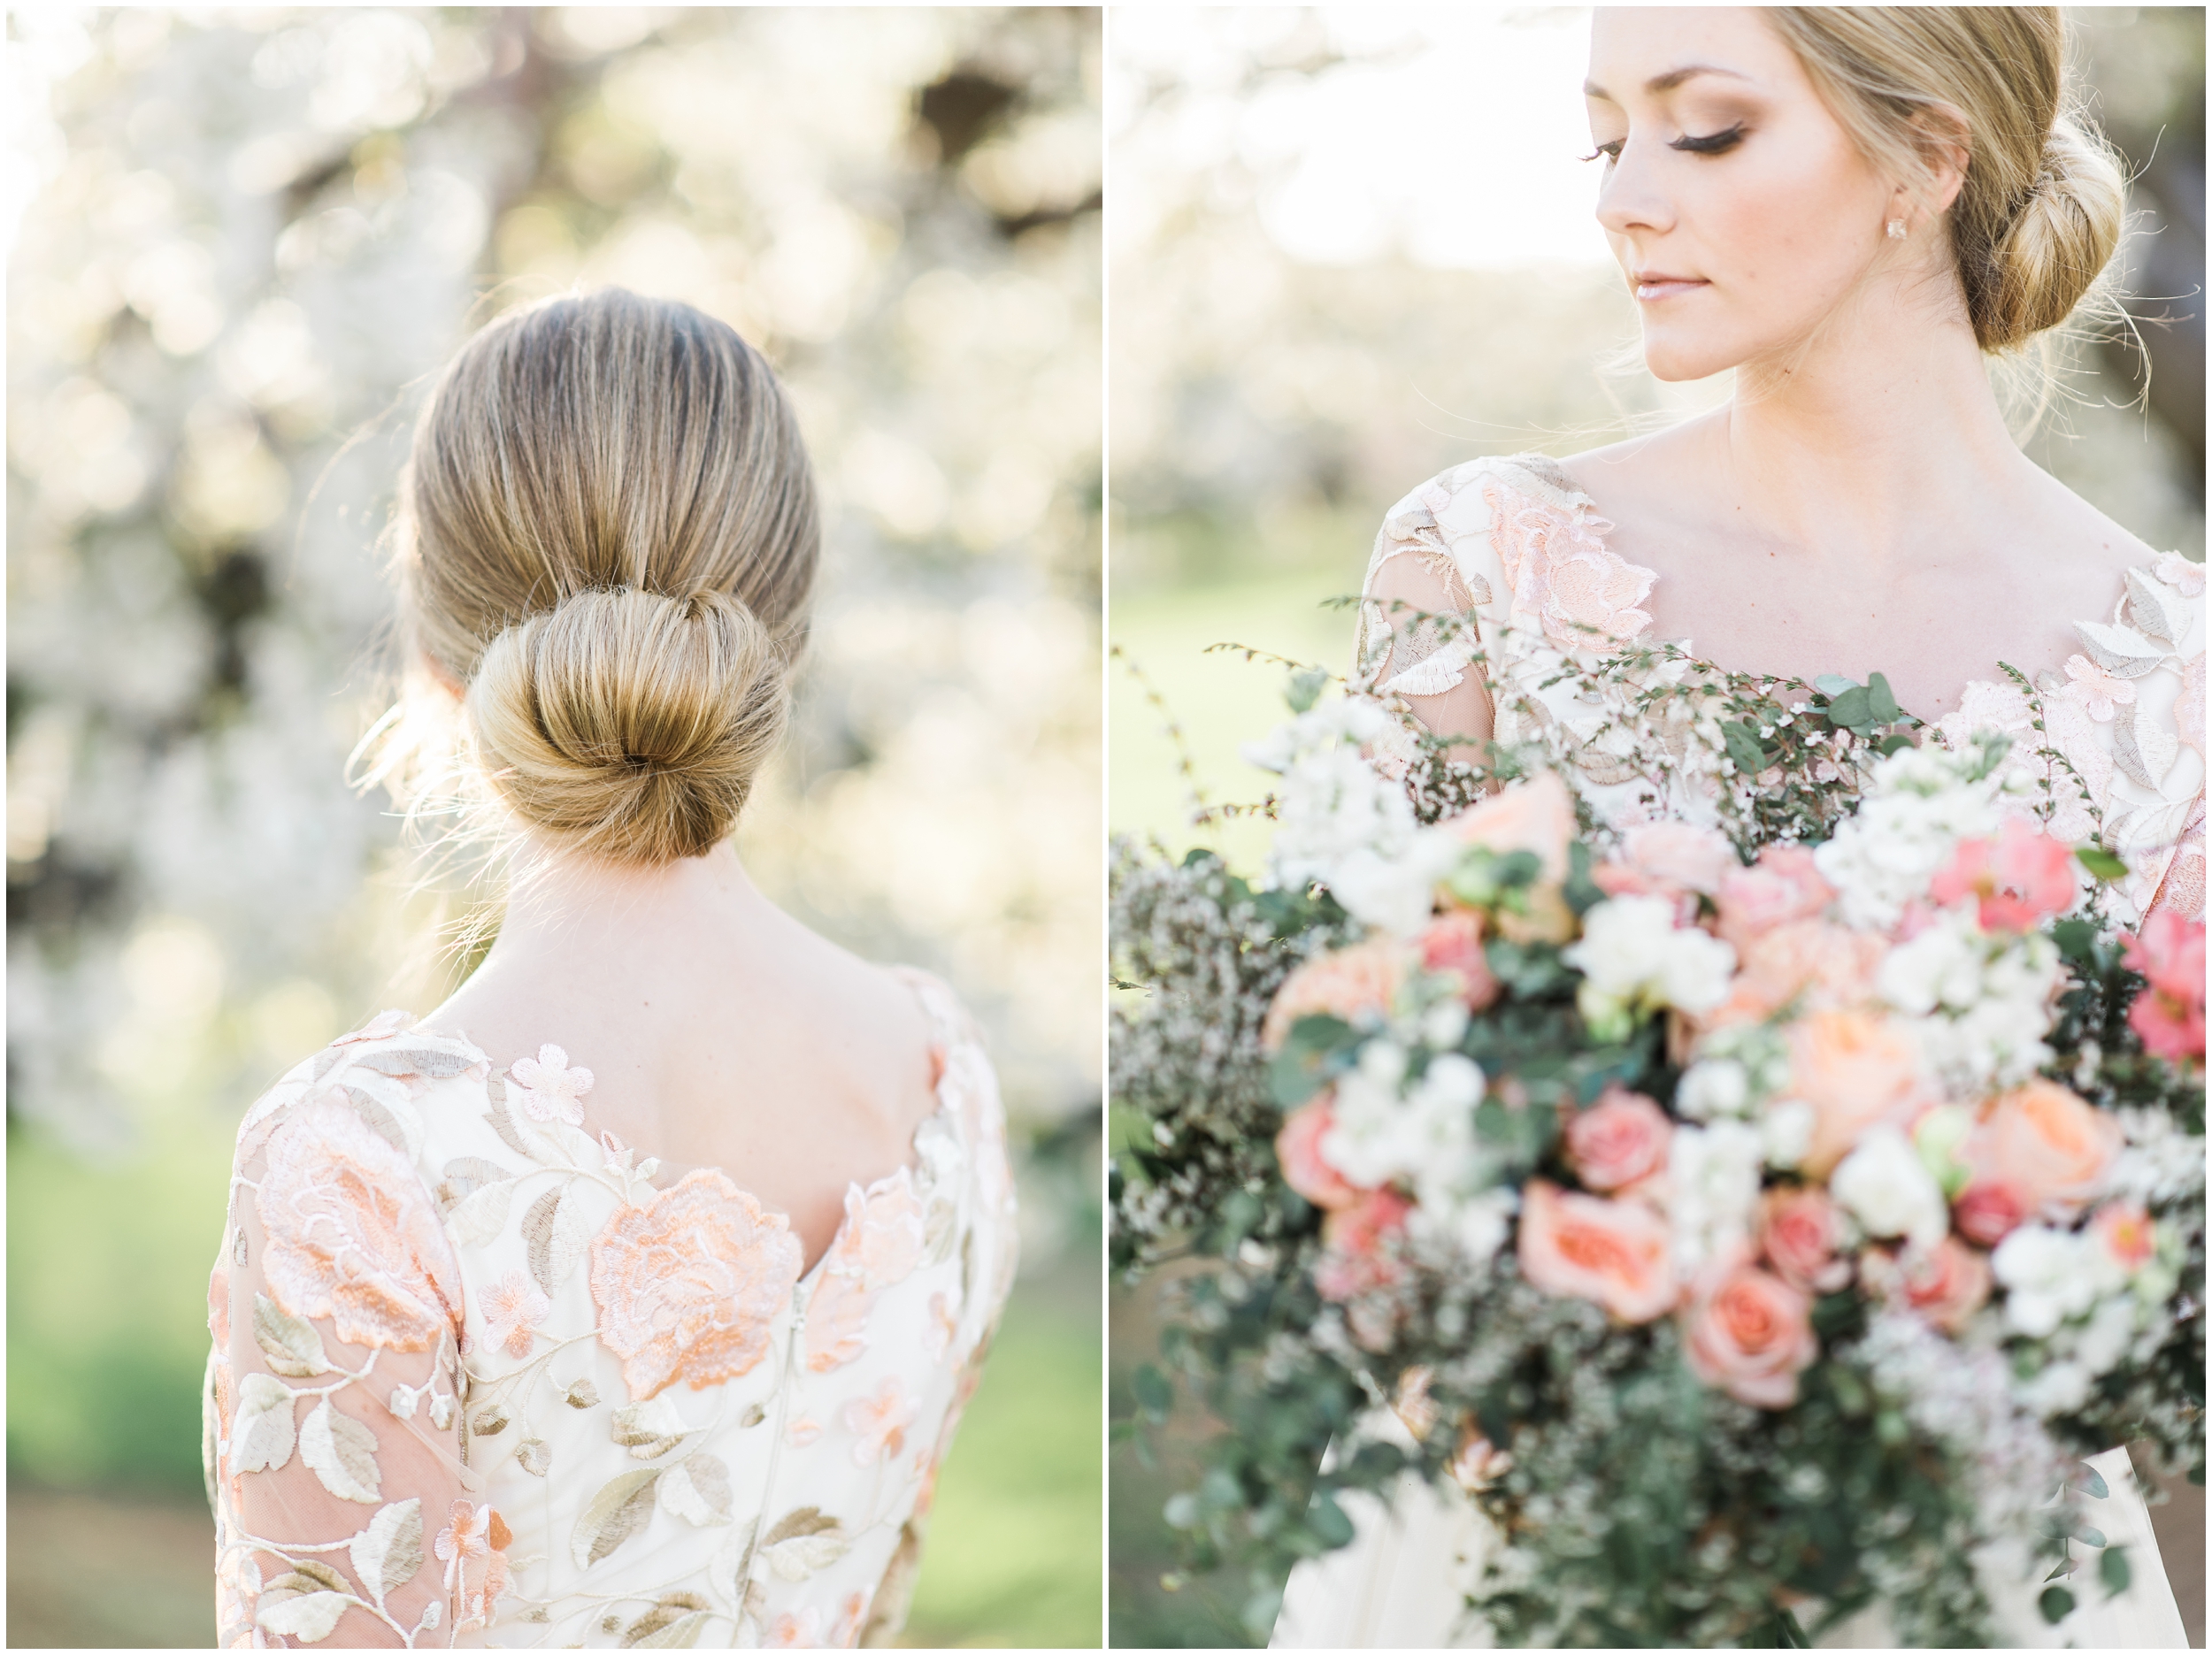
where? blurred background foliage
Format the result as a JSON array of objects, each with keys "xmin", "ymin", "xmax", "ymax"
[
  {"xmin": 7, "ymin": 6, "xmax": 1100, "ymax": 1647},
  {"xmin": 1104, "ymin": 6, "xmax": 2204, "ymax": 1645}
]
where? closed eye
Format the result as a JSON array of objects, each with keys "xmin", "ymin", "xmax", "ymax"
[
  {"xmin": 1671, "ymin": 124, "xmax": 1746, "ymax": 156},
  {"xmin": 1581, "ymin": 139, "xmax": 1624, "ymax": 165}
]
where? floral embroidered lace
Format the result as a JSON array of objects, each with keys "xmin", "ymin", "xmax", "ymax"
[
  {"xmin": 1354, "ymin": 454, "xmax": 2206, "ymax": 927},
  {"xmin": 205, "ymin": 969, "xmax": 1018, "ymax": 1649}
]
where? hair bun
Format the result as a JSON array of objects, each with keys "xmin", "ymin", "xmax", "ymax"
[
  {"xmin": 465, "ymin": 586, "xmax": 790, "ymax": 864},
  {"xmin": 1983, "ymin": 115, "xmax": 2126, "ymax": 351}
]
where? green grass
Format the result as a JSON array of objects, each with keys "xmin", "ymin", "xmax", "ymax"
[
  {"xmin": 1109, "ymin": 564, "xmax": 1361, "ymax": 871},
  {"xmin": 906, "ymin": 1268, "xmax": 1103, "ymax": 1646}
]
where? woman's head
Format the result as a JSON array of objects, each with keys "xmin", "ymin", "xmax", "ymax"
[
  {"xmin": 1583, "ymin": 7, "xmax": 2124, "ymax": 382},
  {"xmin": 396, "ymin": 289, "xmax": 818, "ymax": 864}
]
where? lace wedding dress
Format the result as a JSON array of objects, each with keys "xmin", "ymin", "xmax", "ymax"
[
  {"xmin": 1273, "ymin": 453, "xmax": 2203, "ymax": 1649},
  {"xmin": 205, "ymin": 968, "xmax": 1018, "ymax": 1650}
]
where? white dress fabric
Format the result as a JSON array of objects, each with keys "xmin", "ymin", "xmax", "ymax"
[
  {"xmin": 1276, "ymin": 455, "xmax": 2203, "ymax": 1649},
  {"xmin": 206, "ymin": 968, "xmax": 1018, "ymax": 1649}
]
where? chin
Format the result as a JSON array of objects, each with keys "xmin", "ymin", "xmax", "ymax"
[{"xmin": 1638, "ymin": 332, "xmax": 1737, "ymax": 383}]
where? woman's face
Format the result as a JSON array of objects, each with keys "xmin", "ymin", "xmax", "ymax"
[{"xmin": 1584, "ymin": 8, "xmax": 1903, "ymax": 382}]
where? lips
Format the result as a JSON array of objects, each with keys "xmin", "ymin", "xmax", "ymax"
[{"xmin": 1632, "ymin": 272, "xmax": 1709, "ymax": 303}]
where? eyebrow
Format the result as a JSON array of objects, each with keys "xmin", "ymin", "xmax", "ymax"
[{"xmin": 1583, "ymin": 64, "xmax": 1752, "ymax": 101}]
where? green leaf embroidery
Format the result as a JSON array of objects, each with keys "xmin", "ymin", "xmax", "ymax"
[
  {"xmin": 517, "ymin": 1437, "xmax": 552, "ymax": 1477},
  {"xmin": 253, "ymin": 1293, "xmax": 331, "ymax": 1378},
  {"xmin": 231, "ymin": 1372, "xmax": 298, "ymax": 1475},
  {"xmin": 348, "ymin": 1498, "xmax": 424, "ymax": 1605},
  {"xmin": 523, "ymin": 1184, "xmax": 591, "ymax": 1295},
  {"xmin": 299, "ymin": 1398, "xmax": 381, "ymax": 1503},
  {"xmin": 626, "ymin": 1600, "xmax": 712, "ymax": 1649},
  {"xmin": 612, "ymin": 1398, "xmax": 693, "ymax": 1460},
  {"xmin": 352, "ymin": 1046, "xmax": 477, "ymax": 1080},
  {"xmin": 446, "ymin": 1178, "xmax": 516, "ymax": 1246},
  {"xmin": 572, "ymin": 1468, "xmax": 663, "ymax": 1568},
  {"xmin": 257, "ymin": 1563, "xmax": 352, "ymax": 1644},
  {"xmin": 564, "ymin": 1378, "xmax": 602, "ymax": 1410},
  {"xmin": 759, "ymin": 1506, "xmax": 848, "ymax": 1580}
]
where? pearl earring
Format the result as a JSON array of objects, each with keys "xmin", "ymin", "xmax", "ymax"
[{"xmin": 1886, "ymin": 218, "xmax": 1908, "ymax": 241}]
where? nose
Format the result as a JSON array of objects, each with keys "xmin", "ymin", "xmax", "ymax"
[{"xmin": 1594, "ymin": 134, "xmax": 1676, "ymax": 242}]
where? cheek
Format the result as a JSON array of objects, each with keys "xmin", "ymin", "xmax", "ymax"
[{"xmin": 1708, "ymin": 151, "xmax": 1870, "ymax": 309}]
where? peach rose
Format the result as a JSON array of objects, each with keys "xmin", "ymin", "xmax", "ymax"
[
  {"xmin": 1758, "ymin": 1186, "xmax": 1849, "ymax": 1295},
  {"xmin": 1931, "ymin": 819, "xmax": 2078, "ymax": 932},
  {"xmin": 1315, "ymin": 1189, "xmax": 1410, "ymax": 1302},
  {"xmin": 1563, "ymin": 1086, "xmax": 1673, "ymax": 1192},
  {"xmin": 1681, "ymin": 1264, "xmax": 1819, "ymax": 1409},
  {"xmin": 1786, "ymin": 1009, "xmax": 1924, "ymax": 1176},
  {"xmin": 1968, "ymin": 1077, "xmax": 2122, "ymax": 1219},
  {"xmin": 1950, "ymin": 1178, "xmax": 2030, "ymax": 1247},
  {"xmin": 1716, "ymin": 846, "xmax": 1835, "ymax": 952},
  {"xmin": 1263, "ymin": 942, "xmax": 1404, "ymax": 1052},
  {"xmin": 1420, "ymin": 910, "xmax": 1501, "ymax": 1011},
  {"xmin": 1448, "ymin": 1421, "xmax": 1512, "ymax": 1492},
  {"xmin": 1737, "ymin": 922, "xmax": 1886, "ymax": 1017},
  {"xmin": 1894, "ymin": 1237, "xmax": 1992, "ymax": 1332},
  {"xmin": 1592, "ymin": 858, "xmax": 1701, "ymax": 926},
  {"xmin": 1517, "ymin": 1179, "xmax": 1677, "ymax": 1322},
  {"xmin": 1454, "ymin": 769, "xmax": 1575, "ymax": 884},
  {"xmin": 1276, "ymin": 1098, "xmax": 1361, "ymax": 1210}
]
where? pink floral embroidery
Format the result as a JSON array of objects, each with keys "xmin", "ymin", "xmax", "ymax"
[
  {"xmin": 786, "ymin": 1414, "xmax": 823, "ymax": 1447},
  {"xmin": 2178, "ymin": 654, "xmax": 2205, "ymax": 760},
  {"xmin": 830, "ymin": 1590, "xmax": 869, "ymax": 1646},
  {"xmin": 480, "ymin": 1268, "xmax": 550, "ymax": 1360},
  {"xmin": 1485, "ymin": 479, "xmax": 1655, "ymax": 648},
  {"xmin": 2061, "ymin": 653, "xmax": 2136, "ymax": 722},
  {"xmin": 765, "ymin": 1608, "xmax": 824, "ymax": 1648},
  {"xmin": 332, "ymin": 1008, "xmax": 411, "ymax": 1046},
  {"xmin": 588, "ymin": 1169, "xmax": 803, "ymax": 1398},
  {"xmin": 509, "ymin": 1045, "xmax": 594, "ymax": 1126},
  {"xmin": 257, "ymin": 1099, "xmax": 463, "ymax": 1351},
  {"xmin": 924, "ymin": 1287, "xmax": 963, "ymax": 1360},
  {"xmin": 804, "ymin": 1168, "xmax": 927, "ymax": 1372},
  {"xmin": 841, "ymin": 1374, "xmax": 919, "ymax": 1466},
  {"xmin": 2155, "ymin": 552, "xmax": 2206, "ymax": 599},
  {"xmin": 434, "ymin": 1501, "xmax": 511, "ymax": 1629}
]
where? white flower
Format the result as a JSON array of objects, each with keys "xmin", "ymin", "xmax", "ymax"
[
  {"xmin": 1676, "ymin": 1057, "xmax": 1749, "ymax": 1122},
  {"xmin": 1668, "ymin": 1119, "xmax": 1763, "ymax": 1276},
  {"xmin": 1420, "ymin": 998, "xmax": 1470, "ymax": 1051},
  {"xmin": 2075, "ymin": 1297, "xmax": 2140, "ymax": 1377},
  {"xmin": 1324, "ymin": 1046, "xmax": 1485, "ymax": 1194},
  {"xmin": 1992, "ymin": 1224, "xmax": 2108, "ymax": 1338},
  {"xmin": 1563, "ymin": 896, "xmax": 1735, "ymax": 1016},
  {"xmin": 1413, "ymin": 1185, "xmax": 1518, "ymax": 1268},
  {"xmin": 2016, "ymin": 1358, "xmax": 2092, "ymax": 1416},
  {"xmin": 1830, "ymin": 1126, "xmax": 1947, "ymax": 1252},
  {"xmin": 1759, "ymin": 1099, "xmax": 1816, "ymax": 1169}
]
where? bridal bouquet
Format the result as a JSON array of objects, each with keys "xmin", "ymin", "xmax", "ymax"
[{"xmin": 1112, "ymin": 690, "xmax": 2204, "ymax": 1647}]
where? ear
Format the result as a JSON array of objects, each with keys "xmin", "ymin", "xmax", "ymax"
[{"xmin": 1906, "ymin": 103, "xmax": 1970, "ymax": 217}]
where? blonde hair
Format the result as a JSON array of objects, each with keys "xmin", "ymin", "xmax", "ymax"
[
  {"xmin": 1766, "ymin": 6, "xmax": 2126, "ymax": 354},
  {"xmin": 389, "ymin": 288, "xmax": 818, "ymax": 866}
]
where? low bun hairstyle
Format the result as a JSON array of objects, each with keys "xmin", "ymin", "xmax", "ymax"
[
  {"xmin": 1767, "ymin": 7, "xmax": 2127, "ymax": 354},
  {"xmin": 394, "ymin": 289, "xmax": 818, "ymax": 865}
]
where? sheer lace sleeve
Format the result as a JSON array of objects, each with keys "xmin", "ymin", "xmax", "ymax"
[
  {"xmin": 1361, "ymin": 544, "xmax": 1496, "ymax": 754},
  {"xmin": 208, "ymin": 1038, "xmax": 473, "ymax": 1648}
]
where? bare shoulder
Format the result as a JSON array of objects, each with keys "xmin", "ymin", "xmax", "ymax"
[{"xmin": 2015, "ymin": 461, "xmax": 2164, "ymax": 571}]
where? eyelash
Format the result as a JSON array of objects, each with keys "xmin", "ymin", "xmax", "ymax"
[{"xmin": 1581, "ymin": 124, "xmax": 1748, "ymax": 164}]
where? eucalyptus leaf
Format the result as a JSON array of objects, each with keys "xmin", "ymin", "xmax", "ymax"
[
  {"xmin": 2101, "ymin": 1544, "xmax": 2131, "ymax": 1598},
  {"xmin": 1866, "ymin": 672, "xmax": 1899, "ymax": 726}
]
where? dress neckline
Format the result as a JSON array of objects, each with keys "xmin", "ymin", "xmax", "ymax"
[
  {"xmin": 1505, "ymin": 451, "xmax": 2182, "ymax": 708},
  {"xmin": 378, "ymin": 966, "xmax": 964, "ymax": 1285}
]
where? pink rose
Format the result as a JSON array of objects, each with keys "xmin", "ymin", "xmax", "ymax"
[
  {"xmin": 1563, "ymin": 1086, "xmax": 1673, "ymax": 1192},
  {"xmin": 1786, "ymin": 1009, "xmax": 1925, "ymax": 1176},
  {"xmin": 1420, "ymin": 910, "xmax": 1500, "ymax": 1012},
  {"xmin": 1931, "ymin": 819, "xmax": 2078, "ymax": 931},
  {"xmin": 1620, "ymin": 821, "xmax": 1738, "ymax": 896},
  {"xmin": 1737, "ymin": 922, "xmax": 1886, "ymax": 1016},
  {"xmin": 1517, "ymin": 1179, "xmax": 1677, "ymax": 1323},
  {"xmin": 1276, "ymin": 1098, "xmax": 1360, "ymax": 1211},
  {"xmin": 2122, "ymin": 911, "xmax": 2206, "ymax": 1064},
  {"xmin": 1314, "ymin": 1189, "xmax": 1410, "ymax": 1302},
  {"xmin": 1263, "ymin": 942, "xmax": 1404, "ymax": 1052},
  {"xmin": 1681, "ymin": 1264, "xmax": 1818, "ymax": 1408},
  {"xmin": 2091, "ymin": 1202, "xmax": 2156, "ymax": 1272},
  {"xmin": 1758, "ymin": 1187, "xmax": 1849, "ymax": 1295},
  {"xmin": 1895, "ymin": 1237, "xmax": 1992, "ymax": 1332},
  {"xmin": 1716, "ymin": 845, "xmax": 1834, "ymax": 952},
  {"xmin": 1951, "ymin": 1178, "xmax": 2031, "ymax": 1247},
  {"xmin": 1967, "ymin": 1078, "xmax": 2122, "ymax": 1220}
]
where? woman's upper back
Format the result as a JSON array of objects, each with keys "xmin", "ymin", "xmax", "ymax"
[
  {"xmin": 206, "ymin": 961, "xmax": 1018, "ymax": 1648},
  {"xmin": 1354, "ymin": 450, "xmax": 2205, "ymax": 923}
]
